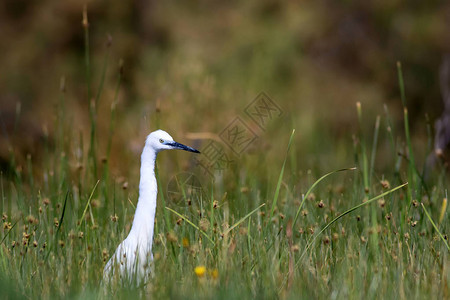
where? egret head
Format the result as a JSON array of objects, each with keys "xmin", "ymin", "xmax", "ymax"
[{"xmin": 146, "ymin": 130, "xmax": 200, "ymax": 154}]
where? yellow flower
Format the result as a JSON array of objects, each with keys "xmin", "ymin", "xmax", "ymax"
[
  {"xmin": 194, "ymin": 266, "xmax": 206, "ymax": 278},
  {"xmin": 182, "ymin": 237, "xmax": 189, "ymax": 248},
  {"xmin": 210, "ymin": 268, "xmax": 219, "ymax": 279}
]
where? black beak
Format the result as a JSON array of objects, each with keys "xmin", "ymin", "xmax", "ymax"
[{"xmin": 169, "ymin": 141, "xmax": 200, "ymax": 153}]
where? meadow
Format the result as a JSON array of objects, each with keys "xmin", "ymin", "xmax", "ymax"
[{"xmin": 0, "ymin": 3, "xmax": 449, "ymax": 299}]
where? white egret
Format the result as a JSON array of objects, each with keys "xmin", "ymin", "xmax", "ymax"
[{"xmin": 103, "ymin": 130, "xmax": 200, "ymax": 284}]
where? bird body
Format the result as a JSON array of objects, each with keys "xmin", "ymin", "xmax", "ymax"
[{"xmin": 103, "ymin": 130, "xmax": 200, "ymax": 284}]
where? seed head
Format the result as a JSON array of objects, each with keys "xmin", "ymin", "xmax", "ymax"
[
  {"xmin": 102, "ymin": 249, "xmax": 109, "ymax": 262},
  {"xmin": 110, "ymin": 214, "xmax": 118, "ymax": 222},
  {"xmin": 240, "ymin": 186, "xmax": 249, "ymax": 194},
  {"xmin": 332, "ymin": 233, "xmax": 339, "ymax": 241},
  {"xmin": 317, "ymin": 200, "xmax": 325, "ymax": 208},
  {"xmin": 167, "ymin": 231, "xmax": 178, "ymax": 243},
  {"xmin": 199, "ymin": 218, "xmax": 210, "ymax": 231},
  {"xmin": 239, "ymin": 227, "xmax": 248, "ymax": 236},
  {"xmin": 385, "ymin": 213, "xmax": 392, "ymax": 221},
  {"xmin": 380, "ymin": 180, "xmax": 390, "ymax": 189},
  {"xmin": 26, "ymin": 215, "xmax": 38, "ymax": 224},
  {"xmin": 91, "ymin": 199, "xmax": 100, "ymax": 208},
  {"xmin": 291, "ymin": 244, "xmax": 300, "ymax": 252},
  {"xmin": 82, "ymin": 5, "xmax": 89, "ymax": 28}
]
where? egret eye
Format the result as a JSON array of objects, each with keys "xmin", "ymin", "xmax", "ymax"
[{"xmin": 159, "ymin": 139, "xmax": 164, "ymax": 144}]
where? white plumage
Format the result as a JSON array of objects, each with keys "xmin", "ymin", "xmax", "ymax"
[{"xmin": 103, "ymin": 130, "xmax": 200, "ymax": 284}]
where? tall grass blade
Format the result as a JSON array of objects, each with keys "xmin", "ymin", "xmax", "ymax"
[
  {"xmin": 94, "ymin": 35, "xmax": 111, "ymax": 109},
  {"xmin": 83, "ymin": 5, "xmax": 98, "ymax": 178},
  {"xmin": 397, "ymin": 62, "xmax": 416, "ymax": 201},
  {"xmin": 56, "ymin": 190, "xmax": 69, "ymax": 236},
  {"xmin": 106, "ymin": 62, "xmax": 122, "ymax": 161},
  {"xmin": 421, "ymin": 203, "xmax": 449, "ymax": 251},
  {"xmin": 369, "ymin": 115, "xmax": 381, "ymax": 258},
  {"xmin": 369, "ymin": 116, "xmax": 380, "ymax": 182},
  {"xmin": 397, "ymin": 62, "xmax": 407, "ymax": 107},
  {"xmin": 0, "ymin": 219, "xmax": 18, "ymax": 246},
  {"xmin": 224, "ymin": 203, "xmax": 265, "ymax": 235},
  {"xmin": 297, "ymin": 182, "xmax": 408, "ymax": 263},
  {"xmin": 356, "ymin": 102, "xmax": 369, "ymax": 194},
  {"xmin": 269, "ymin": 129, "xmax": 295, "ymax": 220},
  {"xmin": 44, "ymin": 191, "xmax": 70, "ymax": 262},
  {"xmin": 165, "ymin": 206, "xmax": 215, "ymax": 245},
  {"xmin": 293, "ymin": 167, "xmax": 356, "ymax": 228},
  {"xmin": 82, "ymin": 5, "xmax": 91, "ymax": 102},
  {"xmin": 383, "ymin": 104, "xmax": 396, "ymax": 159},
  {"xmin": 77, "ymin": 180, "xmax": 99, "ymax": 231}
]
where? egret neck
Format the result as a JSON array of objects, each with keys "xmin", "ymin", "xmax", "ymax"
[{"xmin": 130, "ymin": 145, "xmax": 158, "ymax": 251}]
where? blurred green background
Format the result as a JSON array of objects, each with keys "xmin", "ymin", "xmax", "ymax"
[{"xmin": 1, "ymin": 0, "xmax": 449, "ymax": 179}]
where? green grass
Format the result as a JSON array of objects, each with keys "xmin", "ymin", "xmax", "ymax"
[
  {"xmin": 1, "ymin": 100, "xmax": 448, "ymax": 299},
  {"xmin": 0, "ymin": 18, "xmax": 449, "ymax": 300}
]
